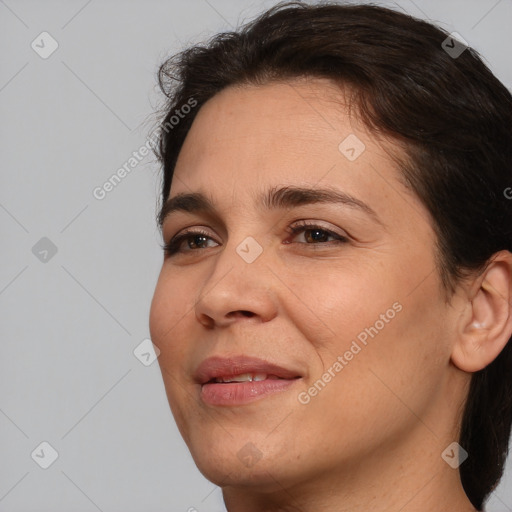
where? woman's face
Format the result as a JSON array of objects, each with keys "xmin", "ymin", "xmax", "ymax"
[{"xmin": 149, "ymin": 79, "xmax": 464, "ymax": 494}]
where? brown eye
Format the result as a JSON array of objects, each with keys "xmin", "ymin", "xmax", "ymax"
[
  {"xmin": 287, "ymin": 222, "xmax": 348, "ymax": 245},
  {"xmin": 162, "ymin": 230, "xmax": 218, "ymax": 256}
]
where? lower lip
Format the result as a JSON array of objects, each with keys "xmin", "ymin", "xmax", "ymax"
[{"xmin": 200, "ymin": 378, "xmax": 300, "ymax": 406}]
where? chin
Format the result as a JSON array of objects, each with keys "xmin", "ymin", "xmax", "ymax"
[
  {"xmin": 188, "ymin": 436, "xmax": 296, "ymax": 489},
  {"xmin": 196, "ymin": 457, "xmax": 291, "ymax": 492}
]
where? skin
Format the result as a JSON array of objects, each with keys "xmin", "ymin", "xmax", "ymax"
[{"xmin": 149, "ymin": 77, "xmax": 512, "ymax": 511}]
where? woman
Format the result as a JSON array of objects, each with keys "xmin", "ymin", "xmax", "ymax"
[{"xmin": 149, "ymin": 2, "xmax": 512, "ymax": 511}]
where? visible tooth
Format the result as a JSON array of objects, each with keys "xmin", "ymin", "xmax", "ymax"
[
  {"xmin": 229, "ymin": 373, "xmax": 253, "ymax": 383},
  {"xmin": 214, "ymin": 372, "xmax": 268, "ymax": 383}
]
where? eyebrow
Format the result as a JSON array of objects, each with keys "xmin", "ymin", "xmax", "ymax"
[{"xmin": 158, "ymin": 185, "xmax": 382, "ymax": 227}]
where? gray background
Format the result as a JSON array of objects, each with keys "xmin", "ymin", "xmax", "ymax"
[{"xmin": 1, "ymin": 0, "xmax": 511, "ymax": 510}]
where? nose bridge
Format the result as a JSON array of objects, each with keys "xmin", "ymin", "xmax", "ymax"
[
  {"xmin": 207, "ymin": 229, "xmax": 268, "ymax": 293},
  {"xmin": 211, "ymin": 203, "xmax": 269, "ymax": 277},
  {"xmin": 194, "ymin": 227, "xmax": 277, "ymax": 325}
]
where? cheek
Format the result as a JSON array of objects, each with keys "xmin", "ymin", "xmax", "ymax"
[
  {"xmin": 279, "ymin": 259, "xmax": 398, "ymax": 355},
  {"xmin": 150, "ymin": 279, "xmax": 199, "ymax": 445},
  {"xmin": 149, "ymin": 274, "xmax": 191, "ymax": 401},
  {"xmin": 149, "ymin": 270, "xmax": 192, "ymax": 349},
  {"xmin": 149, "ymin": 273, "xmax": 176, "ymax": 338},
  {"xmin": 284, "ymin": 254, "xmax": 448, "ymax": 424}
]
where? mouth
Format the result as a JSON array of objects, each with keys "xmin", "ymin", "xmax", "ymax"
[
  {"xmin": 195, "ymin": 356, "xmax": 302, "ymax": 406},
  {"xmin": 207, "ymin": 372, "xmax": 293, "ymax": 383}
]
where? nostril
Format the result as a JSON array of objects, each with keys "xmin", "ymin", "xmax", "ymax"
[{"xmin": 229, "ymin": 310, "xmax": 255, "ymax": 318}]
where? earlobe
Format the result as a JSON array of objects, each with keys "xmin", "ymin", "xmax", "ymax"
[{"xmin": 451, "ymin": 251, "xmax": 512, "ymax": 373}]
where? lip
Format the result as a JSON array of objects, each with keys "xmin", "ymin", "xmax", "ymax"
[
  {"xmin": 194, "ymin": 355, "xmax": 302, "ymax": 384},
  {"xmin": 195, "ymin": 355, "xmax": 302, "ymax": 406}
]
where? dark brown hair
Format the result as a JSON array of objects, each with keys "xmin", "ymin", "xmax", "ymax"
[{"xmin": 153, "ymin": 2, "xmax": 512, "ymax": 509}]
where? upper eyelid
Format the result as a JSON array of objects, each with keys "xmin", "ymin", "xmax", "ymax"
[
  {"xmin": 289, "ymin": 220, "xmax": 348, "ymax": 234},
  {"xmin": 165, "ymin": 224, "xmax": 217, "ymax": 241}
]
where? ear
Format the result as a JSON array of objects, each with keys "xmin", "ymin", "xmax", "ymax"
[{"xmin": 451, "ymin": 251, "xmax": 512, "ymax": 373}]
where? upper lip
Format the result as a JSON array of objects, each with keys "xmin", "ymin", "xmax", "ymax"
[{"xmin": 194, "ymin": 355, "xmax": 302, "ymax": 384}]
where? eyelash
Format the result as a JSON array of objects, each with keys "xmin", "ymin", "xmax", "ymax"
[{"xmin": 161, "ymin": 221, "xmax": 348, "ymax": 257}]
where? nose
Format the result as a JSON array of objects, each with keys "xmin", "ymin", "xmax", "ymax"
[{"xmin": 194, "ymin": 238, "xmax": 278, "ymax": 329}]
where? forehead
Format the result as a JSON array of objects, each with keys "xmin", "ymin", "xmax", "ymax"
[{"xmin": 172, "ymin": 79, "xmax": 393, "ymax": 189}]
